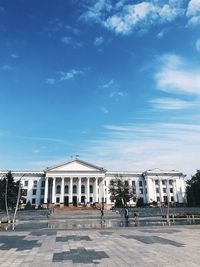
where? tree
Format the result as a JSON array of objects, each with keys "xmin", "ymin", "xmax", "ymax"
[
  {"xmin": 109, "ymin": 178, "xmax": 136, "ymax": 208},
  {"xmin": 186, "ymin": 170, "xmax": 200, "ymax": 206},
  {"xmin": 0, "ymin": 171, "xmax": 20, "ymax": 210}
]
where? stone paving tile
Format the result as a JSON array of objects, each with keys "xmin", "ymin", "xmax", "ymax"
[{"xmin": 0, "ymin": 226, "xmax": 200, "ymax": 266}]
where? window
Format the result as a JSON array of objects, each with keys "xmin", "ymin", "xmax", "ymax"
[
  {"xmin": 132, "ymin": 181, "xmax": 136, "ymax": 187},
  {"xmin": 163, "ymin": 188, "xmax": 166, "ymax": 193},
  {"xmin": 156, "ymin": 188, "xmax": 159, "ymax": 194},
  {"xmin": 139, "ymin": 181, "xmax": 143, "ymax": 187},
  {"xmin": 33, "ymin": 180, "xmax": 37, "ymax": 187},
  {"xmin": 41, "ymin": 181, "xmax": 45, "ymax": 187},
  {"xmin": 41, "ymin": 198, "xmax": 44, "ymax": 204},
  {"xmin": 170, "ymin": 188, "xmax": 173, "ymax": 193},
  {"xmin": 23, "ymin": 189, "xmax": 27, "ymax": 196},
  {"xmin": 81, "ymin": 196, "xmax": 85, "ymax": 203},
  {"xmin": 171, "ymin": 196, "xmax": 174, "ymax": 202},
  {"xmin": 56, "ymin": 185, "xmax": 61, "ymax": 194},
  {"xmin": 157, "ymin": 196, "xmax": 160, "ymax": 202},
  {"xmin": 73, "ymin": 185, "xmax": 77, "ymax": 194},
  {"xmin": 140, "ymin": 188, "xmax": 143, "ymax": 194},
  {"xmin": 162, "ymin": 180, "xmax": 166, "ymax": 185},
  {"xmin": 90, "ymin": 197, "xmax": 93, "ymax": 203},
  {"xmin": 41, "ymin": 189, "xmax": 44, "ymax": 195},
  {"xmin": 169, "ymin": 180, "xmax": 173, "ymax": 185},
  {"xmin": 155, "ymin": 180, "xmax": 159, "ymax": 185},
  {"xmin": 24, "ymin": 180, "xmax": 28, "ymax": 187},
  {"xmin": 65, "ymin": 185, "xmax": 69, "ymax": 194},
  {"xmin": 32, "ymin": 189, "xmax": 37, "ymax": 195},
  {"xmin": 81, "ymin": 185, "xmax": 85, "ymax": 194},
  {"xmin": 56, "ymin": 197, "xmax": 60, "ymax": 203},
  {"xmin": 90, "ymin": 185, "xmax": 93, "ymax": 194},
  {"xmin": 32, "ymin": 198, "xmax": 36, "ymax": 204}
]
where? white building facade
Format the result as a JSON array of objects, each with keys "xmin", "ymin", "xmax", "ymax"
[{"xmin": 0, "ymin": 159, "xmax": 186, "ymax": 208}]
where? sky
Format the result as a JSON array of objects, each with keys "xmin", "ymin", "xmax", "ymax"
[{"xmin": 0, "ymin": 0, "xmax": 200, "ymax": 177}]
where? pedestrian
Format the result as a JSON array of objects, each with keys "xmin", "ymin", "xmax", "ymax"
[
  {"xmin": 100, "ymin": 207, "xmax": 104, "ymax": 220},
  {"xmin": 124, "ymin": 207, "xmax": 129, "ymax": 226},
  {"xmin": 134, "ymin": 212, "xmax": 139, "ymax": 226}
]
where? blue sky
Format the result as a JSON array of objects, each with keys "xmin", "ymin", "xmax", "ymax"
[{"xmin": 1, "ymin": 0, "xmax": 200, "ymax": 176}]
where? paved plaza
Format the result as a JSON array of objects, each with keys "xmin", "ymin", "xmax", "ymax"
[{"xmin": 0, "ymin": 224, "xmax": 200, "ymax": 267}]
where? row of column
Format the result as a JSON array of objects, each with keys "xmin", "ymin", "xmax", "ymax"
[{"xmin": 44, "ymin": 177, "xmax": 100, "ymax": 204}]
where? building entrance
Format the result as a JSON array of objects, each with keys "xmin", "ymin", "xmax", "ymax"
[
  {"xmin": 73, "ymin": 196, "xmax": 77, "ymax": 207},
  {"xmin": 64, "ymin": 196, "xmax": 69, "ymax": 206}
]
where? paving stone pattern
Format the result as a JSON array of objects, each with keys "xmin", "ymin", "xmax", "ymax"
[{"xmin": 0, "ymin": 226, "xmax": 200, "ymax": 266}]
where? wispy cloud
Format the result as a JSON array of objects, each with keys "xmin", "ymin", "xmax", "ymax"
[
  {"xmin": 155, "ymin": 54, "xmax": 200, "ymax": 95},
  {"xmin": 85, "ymin": 121, "xmax": 200, "ymax": 175},
  {"xmin": 195, "ymin": 38, "xmax": 200, "ymax": 51},
  {"xmin": 61, "ymin": 36, "xmax": 73, "ymax": 45},
  {"xmin": 46, "ymin": 78, "xmax": 56, "ymax": 85},
  {"xmin": 101, "ymin": 79, "xmax": 114, "ymax": 88},
  {"xmin": 149, "ymin": 98, "xmax": 197, "ymax": 110},
  {"xmin": 11, "ymin": 54, "xmax": 19, "ymax": 59},
  {"xmin": 59, "ymin": 69, "xmax": 83, "ymax": 81},
  {"xmin": 100, "ymin": 106, "xmax": 109, "ymax": 114},
  {"xmin": 94, "ymin": 36, "xmax": 104, "ymax": 46},
  {"xmin": 1, "ymin": 64, "xmax": 13, "ymax": 71}
]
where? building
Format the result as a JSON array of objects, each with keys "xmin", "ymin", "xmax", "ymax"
[{"xmin": 0, "ymin": 158, "xmax": 186, "ymax": 208}]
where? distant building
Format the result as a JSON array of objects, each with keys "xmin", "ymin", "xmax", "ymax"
[{"xmin": 0, "ymin": 158, "xmax": 186, "ymax": 208}]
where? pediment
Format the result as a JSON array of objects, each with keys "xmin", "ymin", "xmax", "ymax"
[{"xmin": 46, "ymin": 159, "xmax": 105, "ymax": 173}]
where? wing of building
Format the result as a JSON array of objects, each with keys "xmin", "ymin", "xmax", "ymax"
[{"xmin": 0, "ymin": 158, "xmax": 186, "ymax": 208}]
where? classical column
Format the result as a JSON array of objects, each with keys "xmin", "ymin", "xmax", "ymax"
[
  {"xmin": 52, "ymin": 177, "xmax": 56, "ymax": 204},
  {"xmin": 69, "ymin": 177, "xmax": 73, "ymax": 204},
  {"xmin": 166, "ymin": 179, "xmax": 170, "ymax": 203},
  {"xmin": 159, "ymin": 179, "xmax": 163, "ymax": 203},
  {"xmin": 94, "ymin": 177, "xmax": 98, "ymax": 202},
  {"xmin": 60, "ymin": 177, "xmax": 64, "ymax": 204},
  {"xmin": 87, "ymin": 177, "xmax": 90, "ymax": 203},
  {"xmin": 173, "ymin": 180, "xmax": 177, "ymax": 202},
  {"xmin": 44, "ymin": 177, "xmax": 49, "ymax": 204},
  {"xmin": 78, "ymin": 178, "xmax": 81, "ymax": 204}
]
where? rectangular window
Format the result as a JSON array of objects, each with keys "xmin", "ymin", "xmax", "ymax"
[
  {"xmin": 41, "ymin": 181, "xmax": 45, "ymax": 187},
  {"xmin": 139, "ymin": 181, "xmax": 143, "ymax": 187},
  {"xmin": 32, "ymin": 198, "xmax": 36, "ymax": 204},
  {"xmin": 90, "ymin": 197, "xmax": 93, "ymax": 203},
  {"xmin": 23, "ymin": 189, "xmax": 28, "ymax": 196},
  {"xmin": 132, "ymin": 181, "xmax": 136, "ymax": 187},
  {"xmin": 56, "ymin": 197, "xmax": 60, "ymax": 203},
  {"xmin": 140, "ymin": 188, "xmax": 143, "ymax": 194},
  {"xmin": 33, "ymin": 180, "xmax": 37, "ymax": 187},
  {"xmin": 155, "ymin": 180, "xmax": 159, "ymax": 185},
  {"xmin": 163, "ymin": 188, "xmax": 166, "ymax": 193},
  {"xmin": 162, "ymin": 180, "xmax": 166, "ymax": 185},
  {"xmin": 157, "ymin": 196, "xmax": 160, "ymax": 202},
  {"xmin": 41, "ymin": 189, "xmax": 44, "ymax": 195},
  {"xmin": 156, "ymin": 188, "xmax": 159, "ymax": 193},
  {"xmin": 170, "ymin": 188, "xmax": 173, "ymax": 193},
  {"xmin": 169, "ymin": 180, "xmax": 173, "ymax": 185},
  {"xmin": 32, "ymin": 189, "xmax": 37, "ymax": 195},
  {"xmin": 41, "ymin": 198, "xmax": 44, "ymax": 204},
  {"xmin": 171, "ymin": 196, "xmax": 174, "ymax": 202},
  {"xmin": 24, "ymin": 180, "xmax": 28, "ymax": 187}
]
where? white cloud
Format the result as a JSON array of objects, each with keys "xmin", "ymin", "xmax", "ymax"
[
  {"xmin": 195, "ymin": 38, "xmax": 200, "ymax": 51},
  {"xmin": 60, "ymin": 69, "xmax": 83, "ymax": 81},
  {"xmin": 94, "ymin": 36, "xmax": 104, "ymax": 46},
  {"xmin": 155, "ymin": 54, "xmax": 200, "ymax": 95},
  {"xmin": 187, "ymin": 0, "xmax": 200, "ymax": 25},
  {"xmin": 149, "ymin": 97, "xmax": 197, "ymax": 110},
  {"xmin": 46, "ymin": 78, "xmax": 56, "ymax": 85},
  {"xmin": 81, "ymin": 0, "xmax": 185, "ymax": 35}
]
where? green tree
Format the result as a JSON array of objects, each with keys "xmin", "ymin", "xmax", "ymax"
[
  {"xmin": 186, "ymin": 170, "xmax": 200, "ymax": 206},
  {"xmin": 0, "ymin": 171, "xmax": 19, "ymax": 210},
  {"xmin": 109, "ymin": 178, "xmax": 136, "ymax": 208}
]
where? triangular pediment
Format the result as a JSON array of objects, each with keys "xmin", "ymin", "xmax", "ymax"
[{"xmin": 46, "ymin": 159, "xmax": 105, "ymax": 173}]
